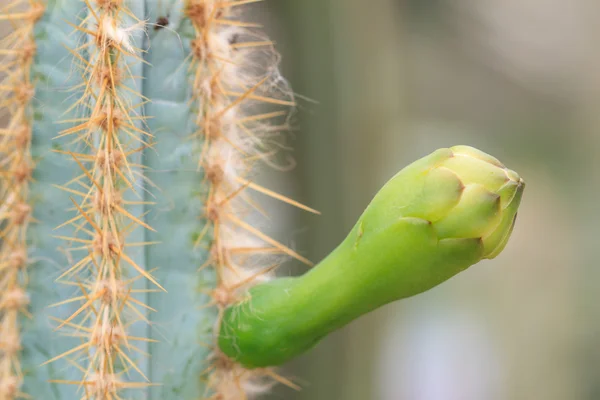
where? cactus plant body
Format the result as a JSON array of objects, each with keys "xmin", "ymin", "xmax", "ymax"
[{"xmin": 0, "ymin": 1, "xmax": 525, "ymax": 399}]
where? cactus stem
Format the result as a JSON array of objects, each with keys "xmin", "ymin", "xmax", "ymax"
[{"xmin": 0, "ymin": 1, "xmax": 43, "ymax": 398}]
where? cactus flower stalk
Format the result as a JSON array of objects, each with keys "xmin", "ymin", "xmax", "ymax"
[{"xmin": 218, "ymin": 146, "xmax": 525, "ymax": 368}]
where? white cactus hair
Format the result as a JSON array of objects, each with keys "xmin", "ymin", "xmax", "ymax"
[{"xmin": 184, "ymin": 0, "xmax": 310, "ymax": 398}]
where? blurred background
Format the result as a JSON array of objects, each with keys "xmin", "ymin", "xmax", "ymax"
[{"xmin": 257, "ymin": 1, "xmax": 600, "ymax": 399}]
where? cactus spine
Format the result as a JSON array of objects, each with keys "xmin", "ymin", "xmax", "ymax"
[{"xmin": 0, "ymin": 1, "xmax": 43, "ymax": 398}]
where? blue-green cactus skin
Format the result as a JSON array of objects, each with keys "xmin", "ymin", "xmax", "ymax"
[
  {"xmin": 24, "ymin": 1, "xmax": 86, "ymax": 398},
  {"xmin": 143, "ymin": 1, "xmax": 214, "ymax": 398},
  {"xmin": 115, "ymin": 0, "xmax": 151, "ymax": 396}
]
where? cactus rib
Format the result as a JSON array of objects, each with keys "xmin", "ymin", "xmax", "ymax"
[
  {"xmin": 42, "ymin": 1, "xmax": 159, "ymax": 397},
  {"xmin": 183, "ymin": 0, "xmax": 309, "ymax": 397},
  {"xmin": 0, "ymin": 1, "xmax": 43, "ymax": 398}
]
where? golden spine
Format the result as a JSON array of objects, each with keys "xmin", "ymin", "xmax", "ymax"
[{"xmin": 184, "ymin": 1, "xmax": 315, "ymax": 398}]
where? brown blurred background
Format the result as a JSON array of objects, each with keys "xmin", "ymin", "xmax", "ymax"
[{"xmin": 260, "ymin": 1, "xmax": 600, "ymax": 399}]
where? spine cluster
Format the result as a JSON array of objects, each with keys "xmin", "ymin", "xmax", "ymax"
[
  {"xmin": 45, "ymin": 1, "xmax": 158, "ymax": 397},
  {"xmin": 0, "ymin": 1, "xmax": 44, "ymax": 399},
  {"xmin": 184, "ymin": 1, "xmax": 312, "ymax": 398}
]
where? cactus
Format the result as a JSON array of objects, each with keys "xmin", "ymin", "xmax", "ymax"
[
  {"xmin": 0, "ymin": 1, "xmax": 525, "ymax": 400},
  {"xmin": 2, "ymin": 0, "xmax": 300, "ymax": 399}
]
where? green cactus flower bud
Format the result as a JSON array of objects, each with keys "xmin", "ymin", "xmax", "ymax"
[{"xmin": 218, "ymin": 146, "xmax": 525, "ymax": 368}]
